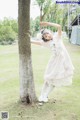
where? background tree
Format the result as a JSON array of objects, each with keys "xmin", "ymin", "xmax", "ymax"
[
  {"xmin": 0, "ymin": 18, "xmax": 18, "ymax": 45},
  {"xmin": 36, "ymin": 0, "xmax": 52, "ymax": 21},
  {"xmin": 36, "ymin": 0, "xmax": 45, "ymax": 21},
  {"xmin": 18, "ymin": 0, "xmax": 37, "ymax": 104},
  {"xmin": 31, "ymin": 0, "xmax": 80, "ymax": 37},
  {"xmin": 30, "ymin": 17, "xmax": 40, "ymax": 36}
]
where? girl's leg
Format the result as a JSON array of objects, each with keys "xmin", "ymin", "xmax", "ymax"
[{"xmin": 39, "ymin": 81, "xmax": 55, "ymax": 102}]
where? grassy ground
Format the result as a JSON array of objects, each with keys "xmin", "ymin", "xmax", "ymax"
[{"xmin": 0, "ymin": 41, "xmax": 80, "ymax": 120}]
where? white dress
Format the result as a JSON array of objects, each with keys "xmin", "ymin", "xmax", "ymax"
[{"xmin": 40, "ymin": 34, "xmax": 74, "ymax": 87}]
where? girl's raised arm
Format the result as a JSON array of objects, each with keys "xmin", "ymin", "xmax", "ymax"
[{"xmin": 40, "ymin": 22, "xmax": 62, "ymax": 36}]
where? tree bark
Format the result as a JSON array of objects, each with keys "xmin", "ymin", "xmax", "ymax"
[
  {"xmin": 40, "ymin": 5, "xmax": 43, "ymax": 22},
  {"xmin": 18, "ymin": 0, "xmax": 37, "ymax": 104}
]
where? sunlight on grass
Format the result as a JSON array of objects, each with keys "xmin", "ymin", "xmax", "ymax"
[{"xmin": 0, "ymin": 41, "xmax": 80, "ymax": 120}]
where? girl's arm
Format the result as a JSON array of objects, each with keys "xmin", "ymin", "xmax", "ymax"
[
  {"xmin": 40, "ymin": 22, "xmax": 62, "ymax": 36},
  {"xmin": 31, "ymin": 40, "xmax": 42, "ymax": 46}
]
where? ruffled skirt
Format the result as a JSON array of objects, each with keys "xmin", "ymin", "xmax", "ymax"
[{"xmin": 44, "ymin": 47, "xmax": 74, "ymax": 87}]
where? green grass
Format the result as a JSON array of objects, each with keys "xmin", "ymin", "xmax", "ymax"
[{"xmin": 0, "ymin": 41, "xmax": 80, "ymax": 120}]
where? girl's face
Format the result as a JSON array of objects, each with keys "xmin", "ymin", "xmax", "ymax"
[{"xmin": 43, "ymin": 32, "xmax": 53, "ymax": 41}]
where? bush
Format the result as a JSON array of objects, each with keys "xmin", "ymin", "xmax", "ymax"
[{"xmin": 0, "ymin": 18, "xmax": 18, "ymax": 45}]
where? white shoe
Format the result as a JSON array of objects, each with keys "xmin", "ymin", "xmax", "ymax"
[{"xmin": 39, "ymin": 96, "xmax": 48, "ymax": 103}]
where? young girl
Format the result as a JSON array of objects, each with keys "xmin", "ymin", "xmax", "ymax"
[{"xmin": 31, "ymin": 22, "xmax": 74, "ymax": 103}]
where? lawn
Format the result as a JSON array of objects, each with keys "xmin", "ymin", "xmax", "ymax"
[{"xmin": 0, "ymin": 41, "xmax": 80, "ymax": 120}]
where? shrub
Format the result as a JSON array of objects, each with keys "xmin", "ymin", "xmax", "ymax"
[{"xmin": 0, "ymin": 18, "xmax": 18, "ymax": 45}]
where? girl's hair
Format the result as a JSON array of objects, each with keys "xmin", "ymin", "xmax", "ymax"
[{"xmin": 41, "ymin": 29, "xmax": 52, "ymax": 42}]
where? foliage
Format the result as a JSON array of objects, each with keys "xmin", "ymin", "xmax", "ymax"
[
  {"xmin": 36, "ymin": 0, "xmax": 45, "ymax": 6},
  {"xmin": 31, "ymin": 0, "xmax": 80, "ymax": 34},
  {"xmin": 30, "ymin": 17, "xmax": 40, "ymax": 36},
  {"xmin": 31, "ymin": 0, "xmax": 64, "ymax": 33},
  {"xmin": 0, "ymin": 18, "xmax": 18, "ymax": 45},
  {"xmin": 36, "ymin": 0, "xmax": 52, "ymax": 21}
]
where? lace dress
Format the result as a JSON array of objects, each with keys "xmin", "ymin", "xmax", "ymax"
[{"xmin": 40, "ymin": 34, "xmax": 74, "ymax": 87}]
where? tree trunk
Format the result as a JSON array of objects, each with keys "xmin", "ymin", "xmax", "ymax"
[
  {"xmin": 40, "ymin": 5, "xmax": 43, "ymax": 22},
  {"xmin": 18, "ymin": 0, "xmax": 37, "ymax": 104}
]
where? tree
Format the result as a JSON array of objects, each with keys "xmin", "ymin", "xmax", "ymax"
[
  {"xmin": 30, "ymin": 17, "xmax": 40, "ymax": 36},
  {"xmin": 0, "ymin": 18, "xmax": 18, "ymax": 45},
  {"xmin": 18, "ymin": 0, "xmax": 37, "ymax": 104},
  {"xmin": 0, "ymin": 25, "xmax": 16, "ymax": 45},
  {"xmin": 36, "ymin": 0, "xmax": 52, "ymax": 21},
  {"xmin": 36, "ymin": 0, "xmax": 45, "ymax": 21}
]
